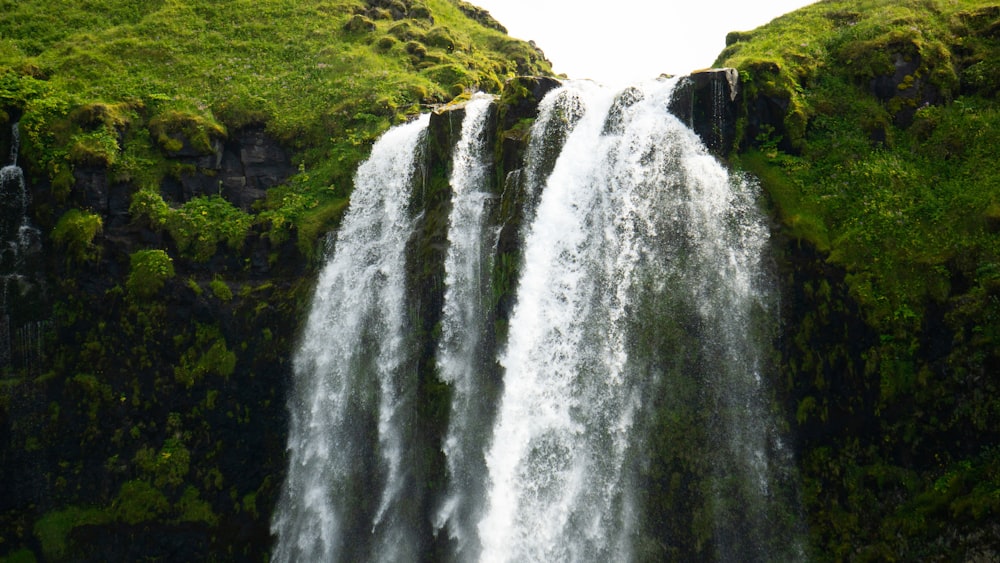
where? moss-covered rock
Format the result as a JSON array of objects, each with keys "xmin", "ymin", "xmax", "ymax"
[{"xmin": 720, "ymin": 0, "xmax": 1000, "ymax": 558}]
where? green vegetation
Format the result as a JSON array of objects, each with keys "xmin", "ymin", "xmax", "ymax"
[
  {"xmin": 32, "ymin": 506, "xmax": 110, "ymax": 560},
  {"xmin": 720, "ymin": 0, "xmax": 1000, "ymax": 558},
  {"xmin": 50, "ymin": 208, "xmax": 102, "ymax": 263},
  {"xmin": 0, "ymin": 0, "xmax": 550, "ymax": 253},
  {"xmin": 209, "ymin": 277, "xmax": 233, "ymax": 302},
  {"xmin": 173, "ymin": 323, "xmax": 236, "ymax": 388},
  {"xmin": 126, "ymin": 248, "xmax": 175, "ymax": 299},
  {"xmin": 164, "ymin": 195, "xmax": 254, "ymax": 262}
]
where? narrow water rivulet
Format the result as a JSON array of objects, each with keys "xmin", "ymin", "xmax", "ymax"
[
  {"xmin": 274, "ymin": 77, "xmax": 802, "ymax": 562},
  {"xmin": 1, "ymin": 121, "xmax": 45, "ymax": 370}
]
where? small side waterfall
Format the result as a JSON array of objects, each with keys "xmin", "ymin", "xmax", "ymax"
[
  {"xmin": 275, "ymin": 77, "xmax": 801, "ymax": 562},
  {"xmin": 6, "ymin": 121, "xmax": 18, "ymax": 165},
  {"xmin": 271, "ymin": 115, "xmax": 430, "ymax": 562},
  {"xmin": 433, "ymin": 93, "xmax": 497, "ymax": 558},
  {"xmin": 1, "ymin": 122, "xmax": 32, "ymax": 271}
]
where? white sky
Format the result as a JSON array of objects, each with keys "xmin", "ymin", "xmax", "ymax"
[{"xmin": 470, "ymin": 0, "xmax": 818, "ymax": 85}]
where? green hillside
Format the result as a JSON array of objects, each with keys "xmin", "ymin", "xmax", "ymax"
[
  {"xmin": 720, "ymin": 0, "xmax": 1000, "ymax": 558},
  {"xmin": 0, "ymin": 0, "xmax": 550, "ymax": 249}
]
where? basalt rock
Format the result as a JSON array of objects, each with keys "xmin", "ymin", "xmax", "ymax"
[
  {"xmin": 668, "ymin": 67, "xmax": 740, "ymax": 155},
  {"xmin": 871, "ymin": 52, "xmax": 941, "ymax": 128},
  {"xmin": 155, "ymin": 126, "xmax": 294, "ymax": 210}
]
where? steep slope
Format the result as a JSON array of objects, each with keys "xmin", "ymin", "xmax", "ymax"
[
  {"xmin": 0, "ymin": 1, "xmax": 550, "ymax": 560},
  {"xmin": 0, "ymin": 0, "xmax": 550, "ymax": 247},
  {"xmin": 719, "ymin": 0, "xmax": 1000, "ymax": 559}
]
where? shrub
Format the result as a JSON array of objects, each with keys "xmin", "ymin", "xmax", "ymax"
[
  {"xmin": 209, "ymin": 277, "xmax": 232, "ymax": 302},
  {"xmin": 165, "ymin": 195, "xmax": 253, "ymax": 262},
  {"xmin": 51, "ymin": 208, "xmax": 102, "ymax": 262},
  {"xmin": 126, "ymin": 249, "xmax": 174, "ymax": 299}
]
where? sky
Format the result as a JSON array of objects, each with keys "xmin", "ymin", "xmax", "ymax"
[{"xmin": 470, "ymin": 0, "xmax": 818, "ymax": 85}]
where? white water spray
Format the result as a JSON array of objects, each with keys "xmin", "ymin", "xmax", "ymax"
[
  {"xmin": 271, "ymin": 115, "xmax": 430, "ymax": 562},
  {"xmin": 477, "ymin": 78, "xmax": 786, "ymax": 562},
  {"xmin": 275, "ymin": 77, "xmax": 800, "ymax": 562},
  {"xmin": 433, "ymin": 93, "xmax": 497, "ymax": 557}
]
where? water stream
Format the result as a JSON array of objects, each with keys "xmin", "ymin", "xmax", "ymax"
[{"xmin": 274, "ymin": 78, "xmax": 801, "ymax": 562}]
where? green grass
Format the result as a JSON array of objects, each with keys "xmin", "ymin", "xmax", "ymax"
[
  {"xmin": 0, "ymin": 0, "xmax": 551, "ymax": 251},
  {"xmin": 722, "ymin": 0, "xmax": 1000, "ymax": 332}
]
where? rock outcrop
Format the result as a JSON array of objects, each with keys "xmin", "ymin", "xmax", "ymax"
[{"xmin": 668, "ymin": 67, "xmax": 741, "ymax": 155}]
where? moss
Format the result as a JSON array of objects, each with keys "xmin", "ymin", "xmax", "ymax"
[
  {"xmin": 148, "ymin": 107, "xmax": 226, "ymax": 156},
  {"xmin": 241, "ymin": 491, "xmax": 259, "ymax": 519},
  {"xmin": 425, "ymin": 26, "xmax": 462, "ymax": 51},
  {"xmin": 208, "ymin": 277, "xmax": 232, "ymax": 302},
  {"xmin": 50, "ymin": 208, "xmax": 103, "ymax": 263},
  {"xmin": 344, "ymin": 14, "xmax": 376, "ymax": 34},
  {"xmin": 186, "ymin": 277, "xmax": 203, "ymax": 295},
  {"xmin": 67, "ymin": 128, "xmax": 119, "ymax": 166},
  {"xmin": 69, "ymin": 101, "xmax": 132, "ymax": 130},
  {"xmin": 50, "ymin": 166, "xmax": 75, "ymax": 201},
  {"xmin": 112, "ymin": 480, "xmax": 170, "ymax": 525},
  {"xmin": 33, "ymin": 506, "xmax": 110, "ymax": 561},
  {"xmin": 126, "ymin": 249, "xmax": 175, "ymax": 300},
  {"xmin": 134, "ymin": 436, "xmax": 191, "ymax": 488},
  {"xmin": 174, "ymin": 323, "xmax": 236, "ymax": 388},
  {"xmin": 736, "ymin": 150, "xmax": 830, "ymax": 252},
  {"xmin": 0, "ymin": 549, "xmax": 38, "ymax": 563},
  {"xmin": 176, "ymin": 486, "xmax": 218, "ymax": 525}
]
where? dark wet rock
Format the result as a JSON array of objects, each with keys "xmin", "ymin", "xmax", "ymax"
[{"xmin": 668, "ymin": 67, "xmax": 740, "ymax": 155}]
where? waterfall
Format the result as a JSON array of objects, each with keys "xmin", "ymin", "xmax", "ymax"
[
  {"xmin": 8, "ymin": 121, "xmax": 18, "ymax": 166},
  {"xmin": 275, "ymin": 78, "xmax": 800, "ymax": 562},
  {"xmin": 2, "ymin": 122, "xmax": 44, "ymax": 370},
  {"xmin": 477, "ymin": 79, "xmax": 797, "ymax": 562},
  {"xmin": 1, "ymin": 122, "xmax": 29, "ymax": 265},
  {"xmin": 433, "ymin": 93, "xmax": 497, "ymax": 558},
  {"xmin": 271, "ymin": 114, "xmax": 430, "ymax": 562}
]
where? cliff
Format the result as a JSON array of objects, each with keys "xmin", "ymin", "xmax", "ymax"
[
  {"xmin": 719, "ymin": 0, "xmax": 1000, "ymax": 559},
  {"xmin": 0, "ymin": 0, "xmax": 550, "ymax": 559}
]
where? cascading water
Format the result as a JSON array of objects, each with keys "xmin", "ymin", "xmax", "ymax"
[
  {"xmin": 2, "ymin": 121, "xmax": 44, "ymax": 370},
  {"xmin": 271, "ymin": 115, "xmax": 430, "ymax": 562},
  {"xmin": 1, "ymin": 122, "xmax": 32, "ymax": 270},
  {"xmin": 275, "ymin": 77, "xmax": 801, "ymax": 562},
  {"xmin": 475, "ymin": 78, "xmax": 790, "ymax": 562},
  {"xmin": 433, "ymin": 93, "xmax": 498, "ymax": 559}
]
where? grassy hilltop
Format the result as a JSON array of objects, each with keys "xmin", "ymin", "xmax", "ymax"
[{"xmin": 0, "ymin": 0, "xmax": 550, "ymax": 248}]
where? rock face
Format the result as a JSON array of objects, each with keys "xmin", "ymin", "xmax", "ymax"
[
  {"xmin": 668, "ymin": 68, "xmax": 741, "ymax": 155},
  {"xmin": 156, "ymin": 126, "xmax": 294, "ymax": 211},
  {"xmin": 0, "ymin": 107, "xmax": 303, "ymax": 559}
]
